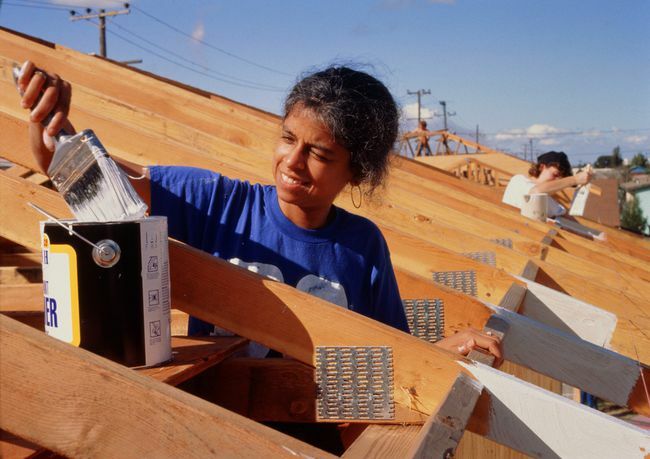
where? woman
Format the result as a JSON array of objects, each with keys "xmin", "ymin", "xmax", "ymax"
[
  {"xmin": 18, "ymin": 61, "xmax": 501, "ymax": 361},
  {"xmin": 502, "ymin": 150, "xmax": 592, "ymax": 217}
]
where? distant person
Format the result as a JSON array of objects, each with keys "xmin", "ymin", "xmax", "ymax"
[
  {"xmin": 502, "ymin": 151, "xmax": 592, "ymax": 218},
  {"xmin": 502, "ymin": 151, "xmax": 605, "ymax": 240},
  {"xmin": 408, "ymin": 120, "xmax": 433, "ymax": 157}
]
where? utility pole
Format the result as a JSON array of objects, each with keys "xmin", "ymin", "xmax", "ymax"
[
  {"xmin": 436, "ymin": 101, "xmax": 456, "ymax": 131},
  {"xmin": 407, "ymin": 89, "xmax": 431, "ymax": 123},
  {"xmin": 70, "ymin": 5, "xmax": 131, "ymax": 58},
  {"xmin": 529, "ymin": 138, "xmax": 535, "ymax": 161},
  {"xmin": 475, "ymin": 125, "xmax": 479, "ymax": 145}
]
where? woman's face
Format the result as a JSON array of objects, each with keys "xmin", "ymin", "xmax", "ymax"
[
  {"xmin": 537, "ymin": 164, "xmax": 563, "ymax": 183},
  {"xmin": 273, "ymin": 105, "xmax": 354, "ymax": 215}
]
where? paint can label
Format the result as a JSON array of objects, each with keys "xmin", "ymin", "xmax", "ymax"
[
  {"xmin": 42, "ymin": 235, "xmax": 81, "ymax": 346},
  {"xmin": 139, "ymin": 217, "xmax": 172, "ymax": 366}
]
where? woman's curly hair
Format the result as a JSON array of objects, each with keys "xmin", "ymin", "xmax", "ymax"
[{"xmin": 283, "ymin": 66, "xmax": 399, "ymax": 196}]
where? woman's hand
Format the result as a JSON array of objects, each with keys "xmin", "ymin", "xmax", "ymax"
[
  {"xmin": 574, "ymin": 169, "xmax": 593, "ymax": 186},
  {"xmin": 435, "ymin": 328, "xmax": 503, "ymax": 367},
  {"xmin": 16, "ymin": 60, "xmax": 75, "ymax": 172}
]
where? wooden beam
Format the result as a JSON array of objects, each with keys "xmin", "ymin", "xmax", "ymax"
[
  {"xmin": 0, "ymin": 316, "xmax": 334, "ymax": 458},
  {"xmin": 519, "ymin": 260, "xmax": 539, "ymax": 281},
  {"xmin": 463, "ymin": 361, "xmax": 650, "ymax": 458},
  {"xmin": 517, "ymin": 276, "xmax": 617, "ymax": 347},
  {"xmin": 0, "ymin": 284, "xmax": 42, "ymax": 312},
  {"xmin": 138, "ymin": 336, "xmax": 248, "ymax": 387},
  {"xmin": 188, "ymin": 357, "xmax": 318, "ymax": 423},
  {"xmin": 0, "ymin": 265, "xmax": 41, "ymax": 284},
  {"xmin": 484, "ymin": 304, "xmax": 650, "ymax": 416},
  {"xmin": 0, "ymin": 252, "xmax": 41, "ymax": 267},
  {"xmin": 341, "ymin": 425, "xmax": 421, "ymax": 459},
  {"xmin": 405, "ymin": 373, "xmax": 483, "ymax": 459}
]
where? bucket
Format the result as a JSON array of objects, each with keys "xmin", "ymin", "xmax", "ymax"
[
  {"xmin": 40, "ymin": 216, "xmax": 171, "ymax": 368},
  {"xmin": 521, "ymin": 193, "xmax": 548, "ymax": 222}
]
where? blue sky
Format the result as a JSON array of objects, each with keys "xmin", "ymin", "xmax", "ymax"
[{"xmin": 1, "ymin": 0, "xmax": 648, "ymax": 164}]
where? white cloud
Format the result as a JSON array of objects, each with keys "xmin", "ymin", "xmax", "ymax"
[
  {"xmin": 402, "ymin": 102, "xmax": 433, "ymax": 120},
  {"xmin": 526, "ymin": 123, "xmax": 565, "ymax": 136},
  {"xmin": 192, "ymin": 22, "xmax": 205, "ymax": 42},
  {"xmin": 624, "ymin": 135, "xmax": 649, "ymax": 145},
  {"xmin": 539, "ymin": 138, "xmax": 560, "ymax": 146}
]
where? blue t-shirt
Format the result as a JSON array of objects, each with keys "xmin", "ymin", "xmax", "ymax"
[{"xmin": 149, "ymin": 166, "xmax": 409, "ymax": 335}]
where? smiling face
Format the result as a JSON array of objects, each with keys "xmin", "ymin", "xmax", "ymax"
[{"xmin": 273, "ymin": 104, "xmax": 355, "ymax": 229}]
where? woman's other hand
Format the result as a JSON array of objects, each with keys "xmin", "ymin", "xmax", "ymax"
[{"xmin": 435, "ymin": 327, "xmax": 503, "ymax": 367}]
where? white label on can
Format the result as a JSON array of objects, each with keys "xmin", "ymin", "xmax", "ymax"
[
  {"xmin": 139, "ymin": 216, "xmax": 171, "ymax": 366},
  {"xmin": 41, "ymin": 230, "xmax": 81, "ymax": 346}
]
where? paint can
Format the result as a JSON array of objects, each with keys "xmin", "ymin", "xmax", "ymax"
[
  {"xmin": 521, "ymin": 193, "xmax": 549, "ymax": 222},
  {"xmin": 40, "ymin": 216, "xmax": 171, "ymax": 368}
]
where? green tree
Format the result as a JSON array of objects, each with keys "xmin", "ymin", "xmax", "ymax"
[
  {"xmin": 594, "ymin": 155, "xmax": 612, "ymax": 168},
  {"xmin": 620, "ymin": 195, "xmax": 648, "ymax": 235},
  {"xmin": 611, "ymin": 146, "xmax": 623, "ymax": 167},
  {"xmin": 630, "ymin": 153, "xmax": 648, "ymax": 168}
]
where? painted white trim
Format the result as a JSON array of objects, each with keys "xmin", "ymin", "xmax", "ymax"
[
  {"xmin": 515, "ymin": 276, "xmax": 617, "ymax": 348},
  {"xmin": 460, "ymin": 361, "xmax": 650, "ymax": 459},
  {"xmin": 482, "ymin": 304, "xmax": 640, "ymax": 407}
]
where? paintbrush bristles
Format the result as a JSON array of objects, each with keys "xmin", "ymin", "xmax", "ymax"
[{"xmin": 48, "ymin": 130, "xmax": 147, "ymax": 222}]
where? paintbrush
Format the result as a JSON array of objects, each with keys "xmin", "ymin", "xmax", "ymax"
[{"xmin": 12, "ymin": 63, "xmax": 147, "ymax": 222}]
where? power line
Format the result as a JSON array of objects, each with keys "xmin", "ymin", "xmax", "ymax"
[
  {"xmin": 91, "ymin": 21, "xmax": 285, "ymax": 92},
  {"xmin": 70, "ymin": 6, "xmax": 130, "ymax": 58},
  {"xmin": 106, "ymin": 18, "xmax": 285, "ymax": 91},
  {"xmin": 131, "ymin": 5, "xmax": 292, "ymax": 77}
]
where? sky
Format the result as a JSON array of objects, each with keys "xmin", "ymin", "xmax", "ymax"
[{"xmin": 1, "ymin": 0, "xmax": 649, "ymax": 165}]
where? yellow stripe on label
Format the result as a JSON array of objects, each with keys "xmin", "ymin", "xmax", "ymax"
[{"xmin": 50, "ymin": 244, "xmax": 81, "ymax": 347}]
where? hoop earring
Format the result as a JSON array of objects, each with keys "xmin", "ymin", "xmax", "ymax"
[{"xmin": 351, "ymin": 184, "xmax": 362, "ymax": 209}]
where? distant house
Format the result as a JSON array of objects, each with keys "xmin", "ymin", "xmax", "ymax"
[
  {"xmin": 620, "ymin": 180, "xmax": 650, "ymax": 235},
  {"xmin": 629, "ymin": 166, "xmax": 649, "ymax": 176}
]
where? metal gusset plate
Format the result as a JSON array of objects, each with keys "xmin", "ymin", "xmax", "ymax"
[
  {"xmin": 402, "ymin": 298, "xmax": 445, "ymax": 343},
  {"xmin": 315, "ymin": 346, "xmax": 394, "ymax": 421},
  {"xmin": 490, "ymin": 238, "xmax": 513, "ymax": 249},
  {"xmin": 432, "ymin": 270, "xmax": 478, "ymax": 297},
  {"xmin": 461, "ymin": 251, "xmax": 496, "ymax": 267}
]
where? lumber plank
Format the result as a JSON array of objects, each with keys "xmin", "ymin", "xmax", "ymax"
[
  {"xmin": 0, "ymin": 430, "xmax": 48, "ymax": 459},
  {"xmin": 189, "ymin": 357, "xmax": 318, "ymax": 423},
  {"xmin": 0, "ymin": 265, "xmax": 41, "ymax": 284},
  {"xmin": 483, "ymin": 304, "xmax": 650, "ymax": 415},
  {"xmin": 0, "ymin": 283, "xmax": 42, "ymax": 311},
  {"xmin": 0, "ymin": 315, "xmax": 334, "ymax": 459},
  {"xmin": 0, "ymin": 252, "xmax": 41, "ymax": 266},
  {"xmin": 405, "ymin": 373, "xmax": 484, "ymax": 459},
  {"xmin": 138, "ymin": 336, "xmax": 248, "ymax": 387},
  {"xmin": 462, "ymin": 361, "xmax": 650, "ymax": 458},
  {"xmin": 341, "ymin": 425, "xmax": 421, "ymax": 458}
]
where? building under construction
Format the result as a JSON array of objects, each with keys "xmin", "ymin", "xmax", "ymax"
[{"xmin": 1, "ymin": 27, "xmax": 649, "ymax": 458}]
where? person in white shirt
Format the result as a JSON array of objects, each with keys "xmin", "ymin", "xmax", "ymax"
[{"xmin": 502, "ymin": 151, "xmax": 592, "ymax": 218}]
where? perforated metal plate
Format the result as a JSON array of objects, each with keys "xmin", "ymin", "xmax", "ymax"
[
  {"xmin": 490, "ymin": 238, "xmax": 513, "ymax": 249},
  {"xmin": 402, "ymin": 298, "xmax": 445, "ymax": 343},
  {"xmin": 462, "ymin": 251, "xmax": 496, "ymax": 267},
  {"xmin": 315, "ymin": 346, "xmax": 394, "ymax": 421},
  {"xmin": 432, "ymin": 270, "xmax": 478, "ymax": 297}
]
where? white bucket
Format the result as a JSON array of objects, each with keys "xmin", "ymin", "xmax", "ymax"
[{"xmin": 521, "ymin": 193, "xmax": 548, "ymax": 222}]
